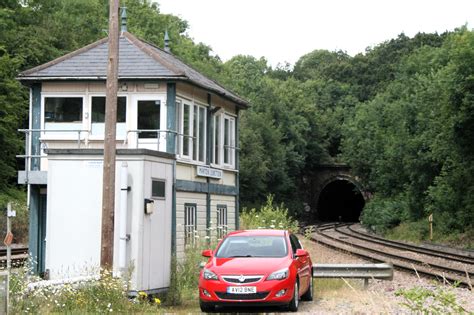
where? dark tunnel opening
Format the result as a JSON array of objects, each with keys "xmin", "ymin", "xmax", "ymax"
[{"xmin": 317, "ymin": 180, "xmax": 365, "ymax": 222}]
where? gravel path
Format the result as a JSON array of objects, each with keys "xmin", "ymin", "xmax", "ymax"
[{"xmin": 297, "ymin": 237, "xmax": 474, "ymax": 314}]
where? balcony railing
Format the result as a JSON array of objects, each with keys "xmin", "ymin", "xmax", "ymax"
[
  {"xmin": 124, "ymin": 129, "xmax": 180, "ymax": 151},
  {"xmin": 17, "ymin": 129, "xmax": 91, "ymax": 173},
  {"xmin": 17, "ymin": 128, "xmax": 238, "ymax": 179}
]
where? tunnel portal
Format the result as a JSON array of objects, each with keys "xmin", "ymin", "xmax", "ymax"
[{"xmin": 317, "ymin": 179, "xmax": 365, "ymax": 222}]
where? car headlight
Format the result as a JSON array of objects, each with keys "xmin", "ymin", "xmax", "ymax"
[
  {"xmin": 266, "ymin": 268, "xmax": 288, "ymax": 281},
  {"xmin": 203, "ymin": 268, "xmax": 218, "ymax": 280}
]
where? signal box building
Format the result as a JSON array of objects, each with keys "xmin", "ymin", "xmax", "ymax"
[{"xmin": 17, "ymin": 22, "xmax": 248, "ymax": 293}]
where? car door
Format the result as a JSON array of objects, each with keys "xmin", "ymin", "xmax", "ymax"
[{"xmin": 290, "ymin": 234, "xmax": 310, "ymax": 294}]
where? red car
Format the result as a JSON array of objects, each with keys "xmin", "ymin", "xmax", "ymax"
[{"xmin": 198, "ymin": 229, "xmax": 313, "ymax": 312}]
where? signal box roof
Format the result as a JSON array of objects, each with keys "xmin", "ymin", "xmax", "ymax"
[{"xmin": 18, "ymin": 32, "xmax": 248, "ymax": 108}]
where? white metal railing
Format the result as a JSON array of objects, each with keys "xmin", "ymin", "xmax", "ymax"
[
  {"xmin": 124, "ymin": 129, "xmax": 180, "ymax": 151},
  {"xmin": 19, "ymin": 129, "xmax": 90, "ymax": 148},
  {"xmin": 17, "ymin": 129, "xmax": 91, "ymax": 175},
  {"xmin": 17, "ymin": 128, "xmax": 238, "ymax": 175}
]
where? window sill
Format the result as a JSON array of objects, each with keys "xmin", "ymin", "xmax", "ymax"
[
  {"xmin": 87, "ymin": 137, "xmax": 127, "ymax": 141},
  {"xmin": 210, "ymin": 163, "xmax": 238, "ymax": 173},
  {"xmin": 176, "ymin": 157, "xmax": 207, "ymax": 167}
]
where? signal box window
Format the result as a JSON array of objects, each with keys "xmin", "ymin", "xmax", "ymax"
[
  {"xmin": 91, "ymin": 96, "xmax": 127, "ymax": 137},
  {"xmin": 44, "ymin": 97, "xmax": 83, "ymax": 130},
  {"xmin": 151, "ymin": 180, "xmax": 165, "ymax": 199}
]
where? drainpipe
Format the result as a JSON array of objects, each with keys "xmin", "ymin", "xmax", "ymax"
[
  {"xmin": 206, "ymin": 94, "xmax": 212, "ymax": 242},
  {"xmin": 118, "ymin": 162, "xmax": 129, "ymax": 273},
  {"xmin": 235, "ymin": 108, "xmax": 240, "ymax": 230}
]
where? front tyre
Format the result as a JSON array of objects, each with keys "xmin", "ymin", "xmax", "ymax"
[
  {"xmin": 287, "ymin": 280, "xmax": 299, "ymax": 312},
  {"xmin": 301, "ymin": 276, "xmax": 313, "ymax": 301},
  {"xmin": 199, "ymin": 300, "xmax": 215, "ymax": 313}
]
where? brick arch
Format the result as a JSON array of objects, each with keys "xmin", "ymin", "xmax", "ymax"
[{"xmin": 306, "ymin": 165, "xmax": 368, "ymax": 221}]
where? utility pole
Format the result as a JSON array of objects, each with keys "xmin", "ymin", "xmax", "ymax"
[{"xmin": 101, "ymin": 0, "xmax": 120, "ymax": 269}]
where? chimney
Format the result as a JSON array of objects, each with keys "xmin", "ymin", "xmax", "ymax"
[
  {"xmin": 120, "ymin": 7, "xmax": 127, "ymax": 32},
  {"xmin": 164, "ymin": 30, "xmax": 170, "ymax": 52}
]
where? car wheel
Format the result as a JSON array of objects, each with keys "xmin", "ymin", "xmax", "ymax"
[
  {"xmin": 287, "ymin": 280, "xmax": 299, "ymax": 312},
  {"xmin": 199, "ymin": 300, "xmax": 215, "ymax": 313},
  {"xmin": 301, "ymin": 276, "xmax": 313, "ymax": 301}
]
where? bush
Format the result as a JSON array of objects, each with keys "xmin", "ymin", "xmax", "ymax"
[
  {"xmin": 360, "ymin": 194, "xmax": 409, "ymax": 234},
  {"xmin": 239, "ymin": 195, "xmax": 299, "ymax": 232}
]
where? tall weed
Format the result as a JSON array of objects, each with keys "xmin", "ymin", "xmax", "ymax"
[
  {"xmin": 8, "ymin": 261, "xmax": 161, "ymax": 313},
  {"xmin": 240, "ymin": 195, "xmax": 299, "ymax": 232},
  {"xmin": 395, "ymin": 285, "xmax": 467, "ymax": 314}
]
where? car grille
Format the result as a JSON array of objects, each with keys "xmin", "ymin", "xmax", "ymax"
[
  {"xmin": 222, "ymin": 275, "xmax": 263, "ymax": 284},
  {"xmin": 215, "ymin": 291, "xmax": 269, "ymax": 300}
]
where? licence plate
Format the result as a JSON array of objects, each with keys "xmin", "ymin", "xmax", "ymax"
[{"xmin": 226, "ymin": 286, "xmax": 257, "ymax": 294}]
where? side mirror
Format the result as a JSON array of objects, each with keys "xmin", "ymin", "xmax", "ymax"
[
  {"xmin": 202, "ymin": 249, "xmax": 212, "ymax": 258},
  {"xmin": 295, "ymin": 249, "xmax": 309, "ymax": 257}
]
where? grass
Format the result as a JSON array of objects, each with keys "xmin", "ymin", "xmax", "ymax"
[
  {"xmin": 384, "ymin": 220, "xmax": 474, "ymax": 249},
  {"xmin": 9, "ymin": 265, "xmax": 164, "ymax": 314}
]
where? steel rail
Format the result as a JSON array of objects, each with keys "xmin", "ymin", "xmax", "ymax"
[
  {"xmin": 0, "ymin": 246, "xmax": 28, "ymax": 268},
  {"xmin": 320, "ymin": 225, "xmax": 474, "ymax": 278},
  {"xmin": 338, "ymin": 225, "xmax": 474, "ymax": 265},
  {"xmin": 312, "ymin": 224, "xmax": 473, "ymax": 289},
  {"xmin": 346, "ymin": 224, "xmax": 474, "ymax": 261},
  {"xmin": 0, "ymin": 246, "xmax": 28, "ymax": 257}
]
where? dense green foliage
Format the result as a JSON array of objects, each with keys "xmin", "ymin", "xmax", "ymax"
[
  {"xmin": 344, "ymin": 28, "xmax": 474, "ymax": 236},
  {"xmin": 1, "ymin": 1, "xmax": 473, "ymax": 241}
]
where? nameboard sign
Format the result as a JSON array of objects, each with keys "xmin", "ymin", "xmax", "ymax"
[{"xmin": 196, "ymin": 166, "xmax": 223, "ymax": 179}]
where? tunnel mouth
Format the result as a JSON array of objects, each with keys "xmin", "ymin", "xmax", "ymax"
[{"xmin": 317, "ymin": 179, "xmax": 365, "ymax": 222}]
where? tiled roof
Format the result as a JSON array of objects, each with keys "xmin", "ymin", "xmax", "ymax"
[{"xmin": 18, "ymin": 32, "xmax": 248, "ymax": 107}]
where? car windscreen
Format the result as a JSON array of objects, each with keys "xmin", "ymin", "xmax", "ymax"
[{"xmin": 215, "ymin": 235, "xmax": 288, "ymax": 258}]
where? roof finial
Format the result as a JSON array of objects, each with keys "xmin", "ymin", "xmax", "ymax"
[
  {"xmin": 120, "ymin": 7, "xmax": 127, "ymax": 32},
  {"xmin": 164, "ymin": 30, "xmax": 170, "ymax": 52}
]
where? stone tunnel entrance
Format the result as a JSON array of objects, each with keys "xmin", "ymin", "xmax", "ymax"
[{"xmin": 317, "ymin": 179, "xmax": 365, "ymax": 222}]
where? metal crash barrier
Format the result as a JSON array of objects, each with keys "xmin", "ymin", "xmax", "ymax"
[{"xmin": 312, "ymin": 263, "xmax": 393, "ymax": 288}]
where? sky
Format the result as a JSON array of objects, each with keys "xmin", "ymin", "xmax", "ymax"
[{"xmin": 157, "ymin": 0, "xmax": 474, "ymax": 67}]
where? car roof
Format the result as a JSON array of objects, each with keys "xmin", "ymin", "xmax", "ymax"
[{"xmin": 226, "ymin": 229, "xmax": 288, "ymax": 237}]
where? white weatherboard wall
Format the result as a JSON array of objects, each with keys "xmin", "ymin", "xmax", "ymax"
[
  {"xmin": 210, "ymin": 194, "xmax": 236, "ymax": 239},
  {"xmin": 45, "ymin": 151, "xmax": 173, "ymax": 292},
  {"xmin": 175, "ymin": 191, "xmax": 206, "ymax": 258}
]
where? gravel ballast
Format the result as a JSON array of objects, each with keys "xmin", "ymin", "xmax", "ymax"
[{"xmin": 298, "ymin": 237, "xmax": 474, "ymax": 314}]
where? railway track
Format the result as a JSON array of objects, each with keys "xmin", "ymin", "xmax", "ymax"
[
  {"xmin": 0, "ymin": 245, "xmax": 28, "ymax": 268},
  {"xmin": 310, "ymin": 223, "xmax": 474, "ymax": 289}
]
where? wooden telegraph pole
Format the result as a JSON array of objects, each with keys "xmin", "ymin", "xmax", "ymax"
[{"xmin": 101, "ymin": 0, "xmax": 120, "ymax": 269}]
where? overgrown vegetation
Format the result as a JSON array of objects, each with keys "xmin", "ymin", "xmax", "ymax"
[
  {"xmin": 385, "ymin": 220, "xmax": 474, "ymax": 249},
  {"xmin": 9, "ymin": 264, "xmax": 162, "ymax": 313},
  {"xmin": 395, "ymin": 285, "xmax": 468, "ymax": 314},
  {"xmin": 239, "ymin": 195, "xmax": 299, "ymax": 232}
]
